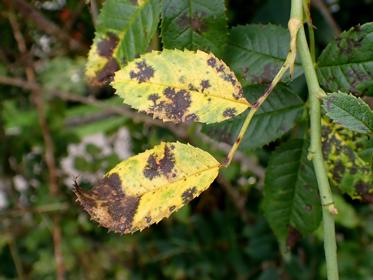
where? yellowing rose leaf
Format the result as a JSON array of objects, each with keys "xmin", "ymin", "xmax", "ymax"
[
  {"xmin": 74, "ymin": 142, "xmax": 220, "ymax": 234},
  {"xmin": 112, "ymin": 49, "xmax": 250, "ymax": 124}
]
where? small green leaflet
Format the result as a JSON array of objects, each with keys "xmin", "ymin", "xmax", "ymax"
[{"xmin": 323, "ymin": 92, "xmax": 373, "ymax": 133}]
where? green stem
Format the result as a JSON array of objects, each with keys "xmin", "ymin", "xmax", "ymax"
[{"xmin": 294, "ymin": 1, "xmax": 339, "ymax": 279}]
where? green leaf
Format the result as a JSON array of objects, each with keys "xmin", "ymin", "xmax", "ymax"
[
  {"xmin": 86, "ymin": 0, "xmax": 161, "ymax": 84},
  {"xmin": 161, "ymin": 0, "xmax": 228, "ymax": 57},
  {"xmin": 323, "ymin": 92, "xmax": 373, "ymax": 133},
  {"xmin": 74, "ymin": 142, "xmax": 220, "ymax": 234},
  {"xmin": 317, "ymin": 23, "xmax": 373, "ymax": 96},
  {"xmin": 223, "ymin": 24, "xmax": 303, "ymax": 86},
  {"xmin": 202, "ymin": 84, "xmax": 304, "ymax": 150},
  {"xmin": 263, "ymin": 139, "xmax": 321, "ymax": 247},
  {"xmin": 112, "ymin": 49, "xmax": 250, "ymax": 124}
]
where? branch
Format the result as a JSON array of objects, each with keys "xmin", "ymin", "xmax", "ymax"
[
  {"xmin": 7, "ymin": 11, "xmax": 65, "ymax": 280},
  {"xmin": 311, "ymin": 0, "xmax": 341, "ymax": 36},
  {"xmin": 5, "ymin": 0, "xmax": 86, "ymax": 52}
]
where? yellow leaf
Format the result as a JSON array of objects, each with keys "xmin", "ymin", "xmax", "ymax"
[
  {"xmin": 74, "ymin": 142, "xmax": 220, "ymax": 234},
  {"xmin": 112, "ymin": 49, "xmax": 250, "ymax": 124}
]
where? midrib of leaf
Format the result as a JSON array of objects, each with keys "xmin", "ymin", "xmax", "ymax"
[
  {"xmin": 228, "ymin": 43, "xmax": 302, "ymax": 66},
  {"xmin": 114, "ymin": 0, "xmax": 152, "ymax": 62},
  {"xmin": 101, "ymin": 163, "xmax": 220, "ymax": 198},
  {"xmin": 121, "ymin": 79, "xmax": 250, "ymax": 106},
  {"xmin": 288, "ymin": 141, "xmax": 308, "ymax": 228}
]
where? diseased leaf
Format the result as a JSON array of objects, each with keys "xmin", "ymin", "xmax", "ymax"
[
  {"xmin": 317, "ymin": 23, "xmax": 373, "ymax": 96},
  {"xmin": 224, "ymin": 24, "xmax": 303, "ymax": 87},
  {"xmin": 74, "ymin": 142, "xmax": 220, "ymax": 234},
  {"xmin": 202, "ymin": 84, "xmax": 304, "ymax": 150},
  {"xmin": 112, "ymin": 49, "xmax": 250, "ymax": 124},
  {"xmin": 321, "ymin": 118, "xmax": 373, "ymax": 201},
  {"xmin": 161, "ymin": 0, "xmax": 228, "ymax": 56},
  {"xmin": 86, "ymin": 0, "xmax": 161, "ymax": 85},
  {"xmin": 323, "ymin": 91, "xmax": 373, "ymax": 133},
  {"xmin": 263, "ymin": 139, "xmax": 321, "ymax": 247}
]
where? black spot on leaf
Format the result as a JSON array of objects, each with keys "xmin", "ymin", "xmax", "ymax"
[
  {"xmin": 207, "ymin": 57, "xmax": 217, "ymax": 67},
  {"xmin": 200, "ymin": 79, "xmax": 211, "ymax": 91},
  {"xmin": 96, "ymin": 58, "xmax": 120, "ymax": 84},
  {"xmin": 129, "ymin": 60, "xmax": 155, "ymax": 83},
  {"xmin": 177, "ymin": 12, "xmax": 207, "ymax": 34},
  {"xmin": 223, "ymin": 108, "xmax": 237, "ymax": 118},
  {"xmin": 143, "ymin": 145, "xmax": 176, "ymax": 180},
  {"xmin": 182, "ymin": 187, "xmax": 197, "ymax": 204},
  {"xmin": 185, "ymin": 113, "xmax": 199, "ymax": 123},
  {"xmin": 97, "ymin": 33, "xmax": 119, "ymax": 58}
]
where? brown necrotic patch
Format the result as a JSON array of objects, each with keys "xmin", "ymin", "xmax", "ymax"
[
  {"xmin": 223, "ymin": 108, "xmax": 237, "ymax": 118},
  {"xmin": 148, "ymin": 87, "xmax": 192, "ymax": 122},
  {"xmin": 233, "ymin": 88, "xmax": 244, "ymax": 100},
  {"xmin": 185, "ymin": 113, "xmax": 199, "ymax": 123},
  {"xmin": 96, "ymin": 58, "xmax": 120, "ymax": 84},
  {"xmin": 177, "ymin": 12, "xmax": 207, "ymax": 34},
  {"xmin": 143, "ymin": 145, "xmax": 176, "ymax": 180},
  {"xmin": 73, "ymin": 173, "xmax": 140, "ymax": 234},
  {"xmin": 129, "ymin": 60, "xmax": 155, "ymax": 83},
  {"xmin": 97, "ymin": 33, "xmax": 119, "ymax": 58},
  {"xmin": 182, "ymin": 187, "xmax": 197, "ymax": 204},
  {"xmin": 200, "ymin": 79, "xmax": 211, "ymax": 91}
]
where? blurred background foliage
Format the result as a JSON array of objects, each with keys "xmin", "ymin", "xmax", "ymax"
[{"xmin": 0, "ymin": 0, "xmax": 372, "ymax": 279}]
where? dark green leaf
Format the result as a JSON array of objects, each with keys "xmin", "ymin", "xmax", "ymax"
[
  {"xmin": 223, "ymin": 24, "xmax": 303, "ymax": 86},
  {"xmin": 262, "ymin": 139, "xmax": 321, "ymax": 247},
  {"xmin": 317, "ymin": 23, "xmax": 373, "ymax": 96},
  {"xmin": 161, "ymin": 0, "xmax": 227, "ymax": 56},
  {"xmin": 323, "ymin": 92, "xmax": 373, "ymax": 133},
  {"xmin": 202, "ymin": 84, "xmax": 304, "ymax": 150},
  {"xmin": 86, "ymin": 0, "xmax": 161, "ymax": 84}
]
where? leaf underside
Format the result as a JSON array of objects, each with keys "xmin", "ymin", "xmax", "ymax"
[
  {"xmin": 161, "ymin": 0, "xmax": 228, "ymax": 57},
  {"xmin": 317, "ymin": 23, "xmax": 373, "ymax": 96},
  {"xmin": 263, "ymin": 139, "xmax": 321, "ymax": 247},
  {"xmin": 202, "ymin": 84, "xmax": 304, "ymax": 150},
  {"xmin": 323, "ymin": 91, "xmax": 373, "ymax": 133},
  {"xmin": 74, "ymin": 142, "xmax": 220, "ymax": 234},
  {"xmin": 112, "ymin": 49, "xmax": 250, "ymax": 124},
  {"xmin": 85, "ymin": 0, "xmax": 161, "ymax": 85}
]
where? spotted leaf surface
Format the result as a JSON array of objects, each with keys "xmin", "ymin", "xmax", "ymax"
[
  {"xmin": 321, "ymin": 118, "xmax": 373, "ymax": 201},
  {"xmin": 224, "ymin": 24, "xmax": 303, "ymax": 87},
  {"xmin": 317, "ymin": 23, "xmax": 373, "ymax": 96},
  {"xmin": 74, "ymin": 142, "xmax": 220, "ymax": 234},
  {"xmin": 85, "ymin": 0, "xmax": 161, "ymax": 85},
  {"xmin": 161, "ymin": 0, "xmax": 228, "ymax": 57},
  {"xmin": 112, "ymin": 49, "xmax": 250, "ymax": 124}
]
